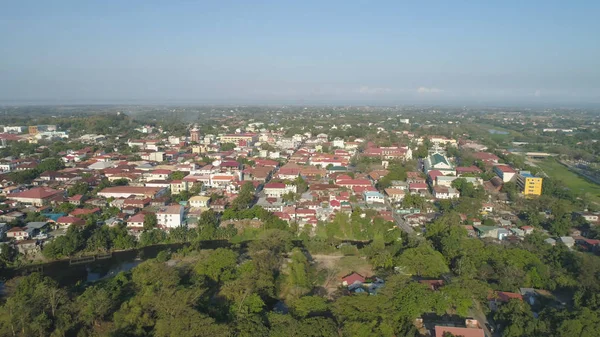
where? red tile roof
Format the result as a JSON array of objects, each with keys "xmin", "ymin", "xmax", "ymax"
[
  {"xmin": 265, "ymin": 182, "xmax": 286, "ymax": 189},
  {"xmin": 70, "ymin": 207, "xmax": 101, "ymax": 217},
  {"xmin": 9, "ymin": 187, "xmax": 62, "ymax": 200},
  {"xmin": 409, "ymin": 182, "xmax": 428, "ymax": 190},
  {"xmin": 495, "ymin": 291, "xmax": 523, "ymax": 302},
  {"xmin": 472, "ymin": 152, "xmax": 500, "ymax": 161},
  {"xmin": 56, "ymin": 216, "xmax": 85, "ymax": 225},
  {"xmin": 435, "ymin": 326, "xmax": 484, "ymax": 337},
  {"xmin": 341, "ymin": 272, "xmax": 365, "ymax": 285},
  {"xmin": 494, "ymin": 165, "xmax": 516, "ymax": 173}
]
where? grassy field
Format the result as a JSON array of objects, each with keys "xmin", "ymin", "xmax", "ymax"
[{"xmin": 536, "ymin": 159, "xmax": 600, "ymax": 203}]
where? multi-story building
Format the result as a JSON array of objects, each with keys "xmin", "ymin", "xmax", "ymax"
[
  {"xmin": 493, "ymin": 165, "xmax": 517, "ymax": 183},
  {"xmin": 517, "ymin": 171, "xmax": 542, "ymax": 196},
  {"xmin": 190, "ymin": 128, "xmax": 201, "ymax": 143},
  {"xmin": 170, "ymin": 180, "xmax": 189, "ymax": 194},
  {"xmin": 220, "ymin": 133, "xmax": 257, "ymax": 145},
  {"xmin": 97, "ymin": 186, "xmax": 166, "ymax": 199},
  {"xmin": 156, "ymin": 205, "xmax": 185, "ymax": 228}
]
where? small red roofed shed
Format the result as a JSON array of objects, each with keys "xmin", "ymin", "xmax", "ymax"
[{"xmin": 341, "ymin": 272, "xmax": 366, "ymax": 286}]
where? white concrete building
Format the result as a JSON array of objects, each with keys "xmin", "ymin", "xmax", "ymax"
[
  {"xmin": 156, "ymin": 205, "xmax": 185, "ymax": 228},
  {"xmin": 332, "ymin": 138, "xmax": 345, "ymax": 148}
]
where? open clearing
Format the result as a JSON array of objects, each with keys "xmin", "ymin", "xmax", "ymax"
[
  {"xmin": 311, "ymin": 254, "xmax": 373, "ymax": 297},
  {"xmin": 535, "ymin": 159, "xmax": 600, "ymax": 204}
]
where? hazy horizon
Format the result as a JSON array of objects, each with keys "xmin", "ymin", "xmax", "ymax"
[{"xmin": 2, "ymin": 1, "xmax": 599, "ymax": 105}]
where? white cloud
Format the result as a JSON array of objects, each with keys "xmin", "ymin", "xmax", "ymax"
[
  {"xmin": 417, "ymin": 87, "xmax": 444, "ymax": 94},
  {"xmin": 356, "ymin": 86, "xmax": 392, "ymax": 94},
  {"xmin": 534, "ymin": 89, "xmax": 541, "ymax": 97}
]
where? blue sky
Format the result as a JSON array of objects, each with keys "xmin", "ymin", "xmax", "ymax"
[{"xmin": 1, "ymin": 1, "xmax": 599, "ymax": 104}]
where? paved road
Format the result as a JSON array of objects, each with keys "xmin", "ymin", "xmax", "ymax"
[
  {"xmin": 386, "ymin": 200, "xmax": 415, "ymax": 234},
  {"xmin": 470, "ymin": 301, "xmax": 496, "ymax": 337}
]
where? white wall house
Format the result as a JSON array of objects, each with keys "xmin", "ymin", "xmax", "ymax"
[
  {"xmin": 263, "ymin": 183, "xmax": 297, "ymax": 198},
  {"xmin": 433, "ymin": 186, "xmax": 460, "ymax": 199},
  {"xmin": 364, "ymin": 191, "xmax": 385, "ymax": 204},
  {"xmin": 189, "ymin": 196, "xmax": 210, "ymax": 208}
]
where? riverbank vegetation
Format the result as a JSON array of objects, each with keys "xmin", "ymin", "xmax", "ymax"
[{"xmin": 2, "ymin": 211, "xmax": 600, "ymax": 337}]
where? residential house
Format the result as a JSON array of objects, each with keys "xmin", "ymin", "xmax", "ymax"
[
  {"xmin": 16, "ymin": 240, "xmax": 39, "ymax": 255},
  {"xmin": 70, "ymin": 207, "xmax": 101, "ymax": 218},
  {"xmin": 68, "ymin": 194, "xmax": 85, "ymax": 205},
  {"xmin": 6, "ymin": 227, "xmax": 28, "ymax": 241},
  {"xmin": 127, "ymin": 213, "xmax": 145, "ymax": 228},
  {"xmin": 341, "ymin": 272, "xmax": 365, "ymax": 287},
  {"xmin": 475, "ymin": 225, "xmax": 509, "ymax": 240},
  {"xmin": 55, "ymin": 216, "xmax": 85, "ymax": 228},
  {"xmin": 472, "ymin": 152, "xmax": 500, "ymax": 164},
  {"xmin": 364, "ymin": 191, "xmax": 385, "ymax": 204},
  {"xmin": 409, "ymin": 183, "xmax": 428, "ymax": 195},
  {"xmin": 489, "ymin": 291, "xmax": 523, "ymax": 311},
  {"xmin": 189, "ymin": 196, "xmax": 211, "ymax": 208},
  {"xmin": 432, "ymin": 186, "xmax": 460, "ymax": 199},
  {"xmin": 520, "ymin": 226, "xmax": 534, "ymax": 235},
  {"xmin": 336, "ymin": 179, "xmax": 372, "ymax": 189},
  {"xmin": 559, "ymin": 236, "xmax": 575, "ymax": 248},
  {"xmin": 123, "ymin": 198, "xmax": 151, "ymax": 209},
  {"xmin": 456, "ymin": 166, "xmax": 482, "ymax": 176},
  {"xmin": 210, "ymin": 199, "xmax": 228, "ymax": 212},
  {"xmin": 577, "ymin": 212, "xmax": 599, "ymax": 224},
  {"xmin": 384, "ymin": 188, "xmax": 406, "ymax": 203},
  {"xmin": 256, "ymin": 197, "xmax": 285, "ymax": 212},
  {"xmin": 146, "ymin": 169, "xmax": 171, "ymax": 182}
]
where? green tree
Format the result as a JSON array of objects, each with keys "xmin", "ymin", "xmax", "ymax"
[
  {"xmin": 396, "ymin": 242, "xmax": 449, "ymax": 277},
  {"xmin": 37, "ymin": 158, "xmax": 64, "ymax": 172},
  {"xmin": 139, "ymin": 229, "xmax": 167, "ymax": 246},
  {"xmin": 231, "ymin": 182, "xmax": 255, "ymax": 210},
  {"xmin": 194, "ymin": 248, "xmax": 238, "ymax": 283},
  {"xmin": 55, "ymin": 202, "xmax": 76, "ymax": 214},
  {"xmin": 143, "ymin": 213, "xmax": 158, "ymax": 231},
  {"xmin": 221, "ymin": 143, "xmax": 236, "ymax": 151},
  {"xmin": 290, "ymin": 296, "xmax": 328, "ymax": 318},
  {"xmin": 288, "ymin": 248, "xmax": 311, "ymax": 289},
  {"xmin": 171, "ymin": 171, "xmax": 187, "ymax": 180},
  {"xmin": 67, "ymin": 182, "xmax": 89, "ymax": 197}
]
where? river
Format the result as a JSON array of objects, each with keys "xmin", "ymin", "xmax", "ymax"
[{"xmin": 9, "ymin": 240, "xmax": 233, "ymax": 286}]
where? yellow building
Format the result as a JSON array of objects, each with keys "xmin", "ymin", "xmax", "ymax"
[
  {"xmin": 28, "ymin": 126, "xmax": 38, "ymax": 134},
  {"xmin": 517, "ymin": 171, "xmax": 543, "ymax": 196}
]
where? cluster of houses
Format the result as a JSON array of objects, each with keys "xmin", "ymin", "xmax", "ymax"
[{"xmin": 1, "ymin": 124, "xmax": 599, "ymax": 259}]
